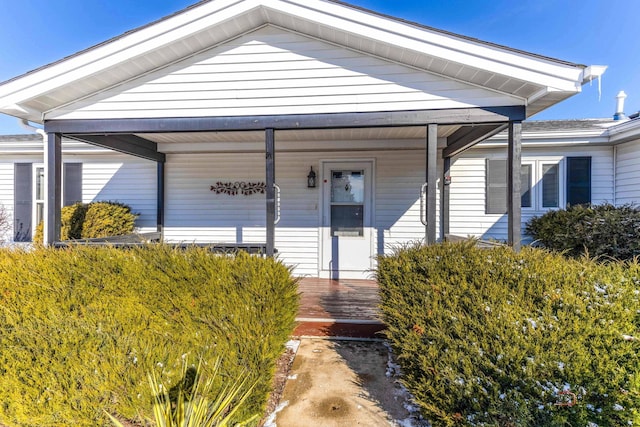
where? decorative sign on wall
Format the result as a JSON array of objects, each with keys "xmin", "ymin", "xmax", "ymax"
[{"xmin": 210, "ymin": 181, "xmax": 266, "ymax": 196}]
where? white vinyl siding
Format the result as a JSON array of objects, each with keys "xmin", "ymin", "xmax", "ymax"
[
  {"xmin": 76, "ymin": 156, "xmax": 157, "ymax": 230},
  {"xmin": 0, "ymin": 162, "xmax": 15, "ymax": 242},
  {"xmin": 450, "ymin": 146, "xmax": 613, "ymax": 241},
  {"xmin": 615, "ymin": 139, "xmax": 640, "ymax": 205},
  {"xmin": 51, "ymin": 26, "xmax": 522, "ymax": 120},
  {"xmin": 163, "ymin": 148, "xmax": 433, "ymax": 277}
]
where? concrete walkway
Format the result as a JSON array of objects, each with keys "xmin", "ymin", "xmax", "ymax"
[{"xmin": 268, "ymin": 338, "xmax": 428, "ymax": 427}]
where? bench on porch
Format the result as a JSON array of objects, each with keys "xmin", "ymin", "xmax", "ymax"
[{"xmin": 53, "ymin": 233, "xmax": 273, "ymax": 255}]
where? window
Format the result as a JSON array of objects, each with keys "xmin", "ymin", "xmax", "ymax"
[
  {"xmin": 485, "ymin": 157, "xmax": 591, "ymax": 214},
  {"xmin": 13, "ymin": 163, "xmax": 82, "ymax": 242},
  {"xmin": 485, "ymin": 159, "xmax": 532, "ymax": 214},
  {"xmin": 63, "ymin": 163, "xmax": 83, "ymax": 206},
  {"xmin": 541, "ymin": 163, "xmax": 559, "ymax": 208},
  {"xmin": 34, "ymin": 167, "xmax": 45, "ymax": 230},
  {"xmin": 566, "ymin": 157, "xmax": 591, "ymax": 206}
]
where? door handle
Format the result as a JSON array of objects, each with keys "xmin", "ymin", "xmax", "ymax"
[
  {"xmin": 420, "ymin": 182, "xmax": 428, "ymax": 226},
  {"xmin": 274, "ymin": 183, "xmax": 281, "ymax": 225}
]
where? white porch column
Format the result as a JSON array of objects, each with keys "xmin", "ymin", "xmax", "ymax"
[{"xmin": 426, "ymin": 124, "xmax": 438, "ymax": 244}]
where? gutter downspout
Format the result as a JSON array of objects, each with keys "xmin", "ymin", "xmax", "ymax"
[{"xmin": 17, "ymin": 119, "xmax": 50, "ymax": 245}]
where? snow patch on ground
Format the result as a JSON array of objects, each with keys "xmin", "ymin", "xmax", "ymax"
[
  {"xmin": 263, "ymin": 401, "xmax": 289, "ymax": 427},
  {"xmin": 384, "ymin": 342, "xmax": 432, "ymax": 427}
]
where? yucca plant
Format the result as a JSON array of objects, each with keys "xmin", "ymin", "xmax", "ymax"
[{"xmin": 107, "ymin": 359, "xmax": 259, "ymax": 427}]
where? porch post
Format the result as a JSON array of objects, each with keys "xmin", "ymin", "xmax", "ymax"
[
  {"xmin": 441, "ymin": 156, "xmax": 451, "ymax": 239},
  {"xmin": 265, "ymin": 128, "xmax": 276, "ymax": 256},
  {"xmin": 507, "ymin": 121, "xmax": 522, "ymax": 251},
  {"xmin": 44, "ymin": 132, "xmax": 62, "ymax": 245},
  {"xmin": 157, "ymin": 161, "xmax": 165, "ymax": 236},
  {"xmin": 426, "ymin": 124, "xmax": 438, "ymax": 244}
]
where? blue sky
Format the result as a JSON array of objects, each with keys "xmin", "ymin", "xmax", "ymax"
[{"xmin": 0, "ymin": 0, "xmax": 637, "ymax": 134}]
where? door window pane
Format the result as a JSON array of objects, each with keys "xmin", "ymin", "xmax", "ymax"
[
  {"xmin": 331, "ymin": 205, "xmax": 363, "ymax": 236},
  {"xmin": 331, "ymin": 170, "xmax": 364, "ymax": 237},
  {"xmin": 542, "ymin": 164, "xmax": 559, "ymax": 207},
  {"xmin": 331, "ymin": 171, "xmax": 364, "ymax": 203}
]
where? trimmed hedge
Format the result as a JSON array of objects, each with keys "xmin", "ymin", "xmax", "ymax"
[
  {"xmin": 378, "ymin": 242, "xmax": 640, "ymax": 427},
  {"xmin": 0, "ymin": 246, "xmax": 299, "ymax": 426},
  {"xmin": 34, "ymin": 201, "xmax": 137, "ymax": 244},
  {"xmin": 525, "ymin": 203, "xmax": 640, "ymax": 260}
]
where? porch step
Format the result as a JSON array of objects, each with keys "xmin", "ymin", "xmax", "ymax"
[{"xmin": 294, "ymin": 317, "xmax": 386, "ymax": 339}]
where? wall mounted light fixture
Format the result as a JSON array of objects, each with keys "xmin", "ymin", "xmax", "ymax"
[{"xmin": 307, "ymin": 166, "xmax": 317, "ymax": 188}]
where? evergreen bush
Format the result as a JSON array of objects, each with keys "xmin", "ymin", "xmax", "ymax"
[
  {"xmin": 82, "ymin": 201, "xmax": 136, "ymax": 239},
  {"xmin": 33, "ymin": 201, "xmax": 135, "ymax": 244},
  {"xmin": 525, "ymin": 203, "xmax": 640, "ymax": 260},
  {"xmin": 377, "ymin": 242, "xmax": 640, "ymax": 426},
  {"xmin": 0, "ymin": 245, "xmax": 299, "ymax": 426}
]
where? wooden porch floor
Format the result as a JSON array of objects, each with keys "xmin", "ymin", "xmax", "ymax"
[{"xmin": 294, "ymin": 277, "xmax": 386, "ymax": 338}]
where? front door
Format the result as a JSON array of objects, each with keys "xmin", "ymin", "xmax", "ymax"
[{"xmin": 321, "ymin": 161, "xmax": 374, "ymax": 279}]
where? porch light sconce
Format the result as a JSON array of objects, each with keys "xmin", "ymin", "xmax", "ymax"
[{"xmin": 307, "ymin": 166, "xmax": 317, "ymax": 188}]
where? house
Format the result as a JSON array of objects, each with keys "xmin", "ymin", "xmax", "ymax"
[{"xmin": 0, "ymin": 0, "xmax": 609, "ymax": 279}]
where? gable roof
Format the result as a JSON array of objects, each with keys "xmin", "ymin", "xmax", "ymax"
[{"xmin": 0, "ymin": 0, "xmax": 605, "ymax": 123}]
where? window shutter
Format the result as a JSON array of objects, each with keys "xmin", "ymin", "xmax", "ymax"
[
  {"xmin": 63, "ymin": 163, "xmax": 83, "ymax": 206},
  {"xmin": 14, "ymin": 163, "xmax": 32, "ymax": 242},
  {"xmin": 566, "ymin": 157, "xmax": 591, "ymax": 206},
  {"xmin": 486, "ymin": 159, "xmax": 507, "ymax": 214}
]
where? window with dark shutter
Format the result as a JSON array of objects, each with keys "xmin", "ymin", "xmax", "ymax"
[
  {"xmin": 485, "ymin": 159, "xmax": 532, "ymax": 214},
  {"xmin": 14, "ymin": 163, "xmax": 32, "ymax": 242},
  {"xmin": 566, "ymin": 157, "xmax": 591, "ymax": 206},
  {"xmin": 63, "ymin": 163, "xmax": 83, "ymax": 206}
]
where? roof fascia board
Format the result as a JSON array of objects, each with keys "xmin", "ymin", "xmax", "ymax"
[{"xmin": 607, "ymin": 120, "xmax": 640, "ymax": 144}]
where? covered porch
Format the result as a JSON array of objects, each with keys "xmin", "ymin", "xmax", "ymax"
[{"xmin": 42, "ymin": 110, "xmax": 526, "ymax": 277}]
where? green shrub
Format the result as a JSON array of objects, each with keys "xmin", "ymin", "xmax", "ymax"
[
  {"xmin": 526, "ymin": 203, "xmax": 640, "ymax": 260},
  {"xmin": 33, "ymin": 201, "xmax": 135, "ymax": 244},
  {"xmin": 108, "ymin": 359, "xmax": 259, "ymax": 427},
  {"xmin": 82, "ymin": 201, "xmax": 136, "ymax": 239},
  {"xmin": 0, "ymin": 245, "xmax": 299, "ymax": 426},
  {"xmin": 377, "ymin": 242, "xmax": 640, "ymax": 426}
]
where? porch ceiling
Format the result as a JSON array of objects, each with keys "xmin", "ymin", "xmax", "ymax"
[{"xmin": 136, "ymin": 125, "xmax": 460, "ymax": 145}]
